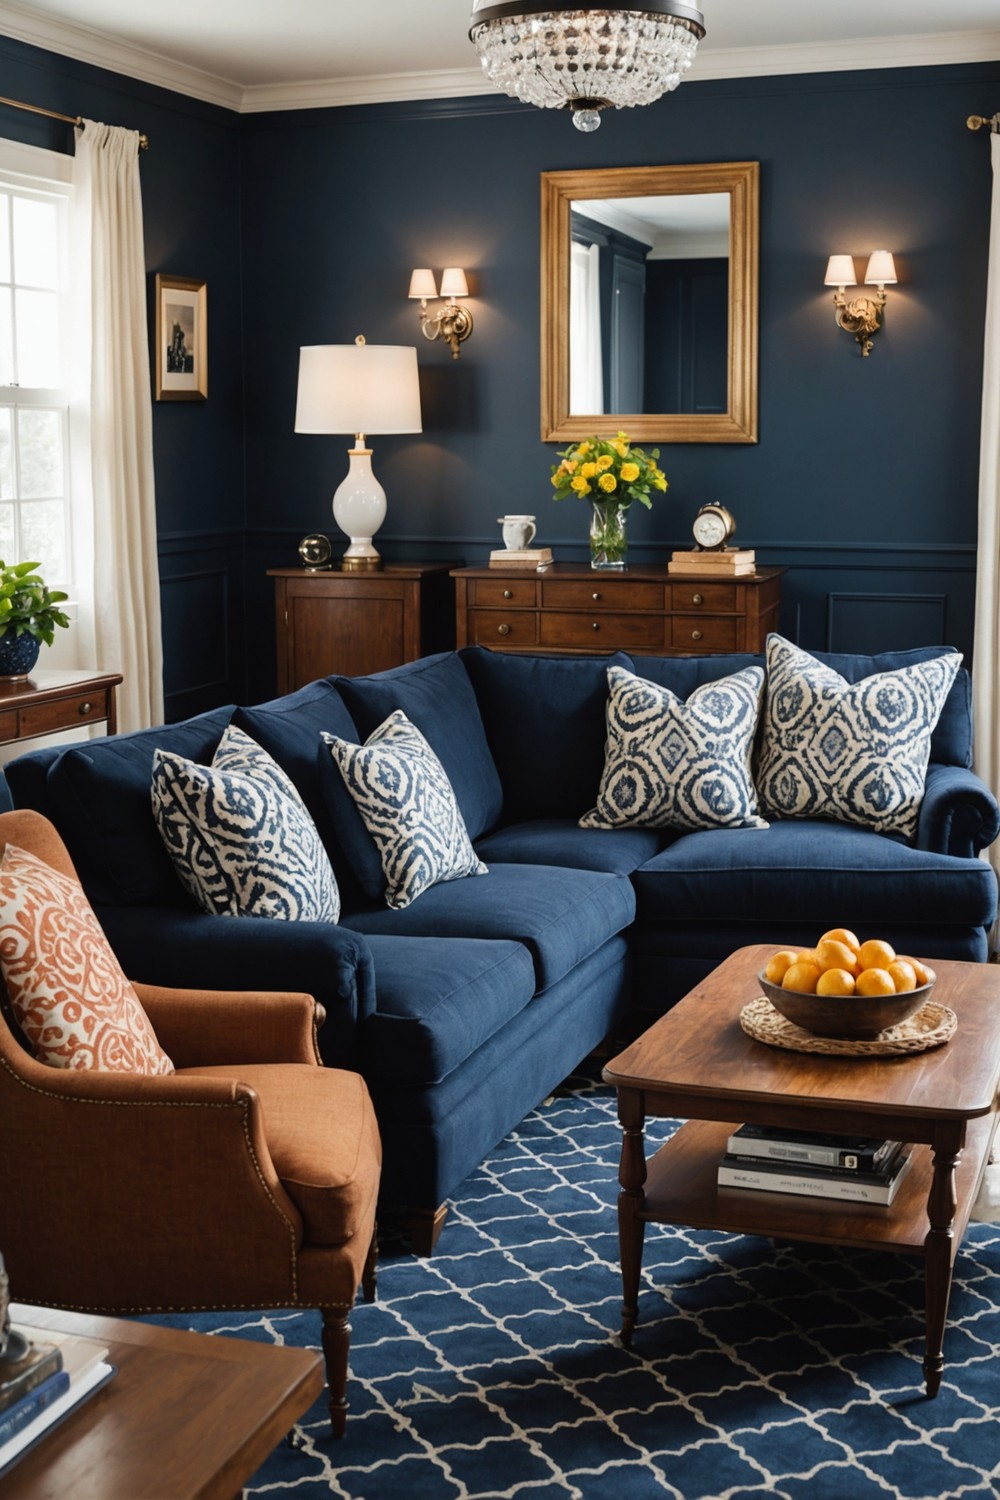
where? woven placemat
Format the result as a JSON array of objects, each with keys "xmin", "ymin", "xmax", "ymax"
[{"xmin": 739, "ymin": 995, "xmax": 957, "ymax": 1056}]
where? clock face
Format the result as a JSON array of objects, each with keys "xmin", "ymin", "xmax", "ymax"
[{"xmin": 692, "ymin": 506, "xmax": 732, "ymax": 550}]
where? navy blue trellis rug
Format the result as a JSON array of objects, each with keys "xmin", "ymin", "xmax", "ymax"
[{"xmin": 144, "ymin": 1072, "xmax": 1000, "ymax": 1500}]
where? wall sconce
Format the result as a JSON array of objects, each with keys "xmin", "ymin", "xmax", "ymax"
[
  {"xmin": 824, "ymin": 251, "xmax": 897, "ymax": 357},
  {"xmin": 408, "ymin": 267, "xmax": 473, "ymax": 359}
]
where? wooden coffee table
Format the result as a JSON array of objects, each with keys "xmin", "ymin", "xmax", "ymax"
[
  {"xmin": 602, "ymin": 944, "xmax": 1000, "ymax": 1397},
  {"xmin": 3, "ymin": 1303, "xmax": 323, "ymax": 1499}
]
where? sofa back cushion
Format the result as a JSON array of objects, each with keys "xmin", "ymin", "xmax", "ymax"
[
  {"xmin": 335, "ymin": 653, "xmax": 503, "ymax": 841},
  {"xmin": 460, "ymin": 647, "xmax": 632, "ymax": 822},
  {"xmin": 43, "ymin": 707, "xmax": 234, "ymax": 908}
]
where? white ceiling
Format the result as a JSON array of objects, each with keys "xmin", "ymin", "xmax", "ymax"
[{"xmin": 1, "ymin": 0, "xmax": 999, "ymax": 113}]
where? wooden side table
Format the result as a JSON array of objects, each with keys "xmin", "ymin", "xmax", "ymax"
[
  {"xmin": 0, "ymin": 670, "xmax": 122, "ymax": 746},
  {"xmin": 269, "ymin": 564, "xmax": 456, "ymax": 693},
  {"xmin": 4, "ymin": 1303, "xmax": 323, "ymax": 1500}
]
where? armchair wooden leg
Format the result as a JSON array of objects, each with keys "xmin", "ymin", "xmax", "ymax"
[
  {"xmin": 401, "ymin": 1203, "xmax": 448, "ymax": 1256},
  {"xmin": 320, "ymin": 1306, "xmax": 351, "ymax": 1438},
  {"xmin": 362, "ymin": 1228, "xmax": 378, "ymax": 1303}
]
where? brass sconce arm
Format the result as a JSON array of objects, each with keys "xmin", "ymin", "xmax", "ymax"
[
  {"xmin": 831, "ymin": 285, "xmax": 887, "ymax": 358},
  {"xmin": 417, "ymin": 298, "xmax": 474, "ymax": 360}
]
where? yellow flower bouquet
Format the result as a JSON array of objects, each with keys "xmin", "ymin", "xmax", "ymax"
[{"xmin": 550, "ymin": 432, "xmax": 667, "ymax": 569}]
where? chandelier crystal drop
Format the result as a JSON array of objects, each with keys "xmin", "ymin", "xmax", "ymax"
[{"xmin": 470, "ymin": 3, "xmax": 706, "ymax": 131}]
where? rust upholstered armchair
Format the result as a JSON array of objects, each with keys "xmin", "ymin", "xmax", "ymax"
[{"xmin": 0, "ymin": 809, "xmax": 381, "ymax": 1437}]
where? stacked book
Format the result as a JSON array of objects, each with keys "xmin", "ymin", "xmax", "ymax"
[
  {"xmin": 668, "ymin": 549, "xmax": 756, "ymax": 577},
  {"xmin": 717, "ymin": 1123, "xmax": 914, "ymax": 1205},
  {"xmin": 489, "ymin": 547, "xmax": 553, "ymax": 569},
  {"xmin": 0, "ymin": 1321, "xmax": 115, "ymax": 1479}
]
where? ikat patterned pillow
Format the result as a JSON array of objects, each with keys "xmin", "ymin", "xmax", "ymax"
[
  {"xmin": 152, "ymin": 724, "xmax": 340, "ymax": 922},
  {"xmin": 0, "ymin": 843, "xmax": 173, "ymax": 1074},
  {"xmin": 322, "ymin": 710, "xmax": 488, "ymax": 910},
  {"xmin": 756, "ymin": 633, "xmax": 962, "ymax": 837},
  {"xmin": 580, "ymin": 664, "xmax": 769, "ymax": 832}
]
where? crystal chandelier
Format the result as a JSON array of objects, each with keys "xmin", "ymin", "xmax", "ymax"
[{"xmin": 470, "ymin": 1, "xmax": 706, "ymax": 132}]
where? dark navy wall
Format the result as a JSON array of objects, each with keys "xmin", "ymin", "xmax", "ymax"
[{"xmin": 2, "ymin": 30, "xmax": 998, "ymax": 711}]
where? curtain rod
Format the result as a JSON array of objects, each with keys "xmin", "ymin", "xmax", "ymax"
[
  {"xmin": 968, "ymin": 113, "xmax": 999, "ymax": 133},
  {"xmin": 0, "ymin": 94, "xmax": 149, "ymax": 150}
]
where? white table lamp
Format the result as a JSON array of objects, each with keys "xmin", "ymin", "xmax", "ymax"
[{"xmin": 294, "ymin": 336, "xmax": 422, "ymax": 570}]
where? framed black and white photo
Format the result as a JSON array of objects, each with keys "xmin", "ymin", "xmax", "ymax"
[{"xmin": 155, "ymin": 274, "xmax": 207, "ymax": 401}]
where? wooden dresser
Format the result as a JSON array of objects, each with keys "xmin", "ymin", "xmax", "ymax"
[
  {"xmin": 269, "ymin": 564, "xmax": 456, "ymax": 693},
  {"xmin": 452, "ymin": 563, "xmax": 784, "ymax": 657}
]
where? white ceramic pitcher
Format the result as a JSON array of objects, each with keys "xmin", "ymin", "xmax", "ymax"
[{"xmin": 498, "ymin": 515, "xmax": 537, "ymax": 550}]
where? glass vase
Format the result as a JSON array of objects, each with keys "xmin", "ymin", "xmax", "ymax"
[{"xmin": 589, "ymin": 499, "xmax": 629, "ymax": 570}]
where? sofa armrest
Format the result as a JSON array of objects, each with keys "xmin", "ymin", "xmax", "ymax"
[
  {"xmin": 132, "ymin": 985, "xmax": 321, "ymax": 1068},
  {"xmin": 915, "ymin": 763, "xmax": 1000, "ymax": 859},
  {"xmin": 97, "ymin": 905, "xmax": 376, "ymax": 1069}
]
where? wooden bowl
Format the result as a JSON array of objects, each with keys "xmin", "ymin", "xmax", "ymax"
[{"xmin": 757, "ymin": 971, "xmax": 935, "ymax": 1040}]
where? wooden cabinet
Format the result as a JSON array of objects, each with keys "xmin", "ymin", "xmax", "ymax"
[
  {"xmin": 0, "ymin": 669, "xmax": 121, "ymax": 745},
  {"xmin": 452, "ymin": 563, "xmax": 784, "ymax": 657},
  {"xmin": 269, "ymin": 565, "xmax": 456, "ymax": 693}
]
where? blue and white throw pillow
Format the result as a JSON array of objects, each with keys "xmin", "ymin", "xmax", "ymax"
[
  {"xmin": 756, "ymin": 633, "xmax": 962, "ymax": 838},
  {"xmin": 580, "ymin": 664, "xmax": 769, "ymax": 832},
  {"xmin": 151, "ymin": 724, "xmax": 340, "ymax": 921},
  {"xmin": 322, "ymin": 710, "xmax": 488, "ymax": 910}
]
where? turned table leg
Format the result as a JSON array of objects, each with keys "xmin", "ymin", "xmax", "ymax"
[
  {"xmin": 923, "ymin": 1124, "xmax": 963, "ymax": 1397},
  {"xmin": 616, "ymin": 1087, "xmax": 647, "ymax": 1348}
]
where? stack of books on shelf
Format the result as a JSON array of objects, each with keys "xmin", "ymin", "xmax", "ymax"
[
  {"xmin": 668, "ymin": 549, "xmax": 756, "ymax": 577},
  {"xmin": 0, "ymin": 1320, "xmax": 115, "ymax": 1479},
  {"xmin": 717, "ymin": 1123, "xmax": 914, "ymax": 1205},
  {"xmin": 489, "ymin": 547, "xmax": 553, "ymax": 569}
]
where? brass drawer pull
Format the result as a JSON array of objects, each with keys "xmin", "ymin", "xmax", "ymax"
[
  {"xmin": 691, "ymin": 629, "xmax": 703, "ymax": 642},
  {"xmin": 692, "ymin": 593, "xmax": 703, "ymax": 605},
  {"xmin": 79, "ymin": 701, "xmax": 93, "ymax": 714},
  {"xmin": 592, "ymin": 591, "xmax": 601, "ymax": 601},
  {"xmin": 497, "ymin": 623, "xmax": 511, "ymax": 636},
  {"xmin": 503, "ymin": 589, "xmax": 513, "ymax": 599},
  {"xmin": 592, "ymin": 621, "xmax": 600, "ymax": 631}
]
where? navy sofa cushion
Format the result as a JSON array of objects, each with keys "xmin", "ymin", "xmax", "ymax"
[
  {"xmin": 342, "ymin": 862, "xmax": 636, "ymax": 992},
  {"xmin": 460, "ymin": 647, "xmax": 631, "ymax": 822},
  {"xmin": 334, "ymin": 653, "xmax": 503, "ymax": 841},
  {"xmin": 42, "ymin": 707, "xmax": 234, "ymax": 907},
  {"xmin": 475, "ymin": 818, "xmax": 665, "ymax": 874},
  {"xmin": 631, "ymin": 819, "xmax": 998, "ymax": 929},
  {"xmin": 360, "ymin": 934, "xmax": 536, "ymax": 1086}
]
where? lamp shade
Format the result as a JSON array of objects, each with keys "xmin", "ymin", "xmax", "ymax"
[
  {"xmin": 439, "ymin": 267, "xmax": 469, "ymax": 298},
  {"xmin": 294, "ymin": 341, "xmax": 422, "ymax": 436},
  {"xmin": 864, "ymin": 251, "xmax": 897, "ymax": 286},
  {"xmin": 408, "ymin": 268, "xmax": 438, "ymax": 300},
  {"xmin": 824, "ymin": 255, "xmax": 857, "ymax": 287}
]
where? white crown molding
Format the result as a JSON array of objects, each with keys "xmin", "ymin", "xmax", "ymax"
[{"xmin": 0, "ymin": 0, "xmax": 998, "ymax": 118}]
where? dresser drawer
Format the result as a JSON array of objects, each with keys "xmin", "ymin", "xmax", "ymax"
[
  {"xmin": 467, "ymin": 610, "xmax": 540, "ymax": 647},
  {"xmin": 541, "ymin": 578, "xmax": 664, "ymax": 612},
  {"xmin": 469, "ymin": 577, "xmax": 538, "ymax": 608},
  {"xmin": 667, "ymin": 582, "xmax": 739, "ymax": 612},
  {"xmin": 668, "ymin": 616, "xmax": 740, "ymax": 652},
  {"xmin": 19, "ymin": 690, "xmax": 112, "ymax": 739},
  {"xmin": 540, "ymin": 612, "xmax": 664, "ymax": 651}
]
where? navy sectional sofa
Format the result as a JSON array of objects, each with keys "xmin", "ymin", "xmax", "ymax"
[{"xmin": 5, "ymin": 643, "xmax": 997, "ymax": 1253}]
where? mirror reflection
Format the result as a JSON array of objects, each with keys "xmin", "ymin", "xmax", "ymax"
[{"xmin": 541, "ymin": 162, "xmax": 759, "ymax": 445}]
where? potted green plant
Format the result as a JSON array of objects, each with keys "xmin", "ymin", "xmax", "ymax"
[
  {"xmin": 550, "ymin": 431, "xmax": 668, "ymax": 570},
  {"xmin": 0, "ymin": 561, "xmax": 70, "ymax": 679}
]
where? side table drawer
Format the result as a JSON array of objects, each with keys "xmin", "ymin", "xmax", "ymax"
[
  {"xmin": 20, "ymin": 690, "xmax": 111, "ymax": 739},
  {"xmin": 467, "ymin": 610, "xmax": 540, "ymax": 647},
  {"xmin": 667, "ymin": 583, "xmax": 739, "ymax": 611},
  {"xmin": 469, "ymin": 578, "xmax": 538, "ymax": 607},
  {"xmin": 668, "ymin": 616, "xmax": 740, "ymax": 652},
  {"xmin": 541, "ymin": 579, "xmax": 664, "ymax": 612},
  {"xmin": 540, "ymin": 612, "xmax": 664, "ymax": 651}
]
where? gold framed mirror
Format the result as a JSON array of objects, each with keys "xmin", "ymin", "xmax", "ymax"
[{"xmin": 541, "ymin": 161, "xmax": 759, "ymax": 444}]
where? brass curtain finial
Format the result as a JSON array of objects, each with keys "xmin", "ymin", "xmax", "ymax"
[{"xmin": 967, "ymin": 114, "xmax": 999, "ymax": 132}]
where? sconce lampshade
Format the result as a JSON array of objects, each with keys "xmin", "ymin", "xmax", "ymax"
[
  {"xmin": 408, "ymin": 268, "xmax": 439, "ymax": 300},
  {"xmin": 824, "ymin": 255, "xmax": 858, "ymax": 288},
  {"xmin": 439, "ymin": 267, "xmax": 469, "ymax": 299},
  {"xmin": 864, "ymin": 251, "xmax": 897, "ymax": 286}
]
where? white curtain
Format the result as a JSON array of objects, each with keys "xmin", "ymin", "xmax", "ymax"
[
  {"xmin": 72, "ymin": 120, "xmax": 164, "ymax": 732},
  {"xmin": 570, "ymin": 241, "xmax": 604, "ymax": 414}
]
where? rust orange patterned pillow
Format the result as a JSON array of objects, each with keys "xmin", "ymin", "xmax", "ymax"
[{"xmin": 0, "ymin": 844, "xmax": 173, "ymax": 1074}]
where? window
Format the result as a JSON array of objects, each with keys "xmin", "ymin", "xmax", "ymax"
[{"xmin": 0, "ymin": 139, "xmax": 74, "ymax": 592}]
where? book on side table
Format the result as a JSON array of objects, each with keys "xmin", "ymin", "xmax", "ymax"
[
  {"xmin": 717, "ymin": 1140, "xmax": 914, "ymax": 1205},
  {"xmin": 0, "ymin": 1322, "xmax": 115, "ymax": 1479},
  {"xmin": 725, "ymin": 1123, "xmax": 902, "ymax": 1172}
]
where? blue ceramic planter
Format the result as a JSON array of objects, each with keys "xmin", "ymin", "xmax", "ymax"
[{"xmin": 0, "ymin": 631, "xmax": 41, "ymax": 679}]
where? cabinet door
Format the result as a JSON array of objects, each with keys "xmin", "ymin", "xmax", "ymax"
[{"xmin": 280, "ymin": 583, "xmax": 413, "ymax": 690}]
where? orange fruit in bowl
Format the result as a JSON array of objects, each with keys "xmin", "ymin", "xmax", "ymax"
[
  {"xmin": 898, "ymin": 955, "xmax": 936, "ymax": 987},
  {"xmin": 855, "ymin": 967, "xmax": 896, "ymax": 996},
  {"xmin": 764, "ymin": 949, "xmax": 800, "ymax": 984},
  {"xmin": 857, "ymin": 938, "xmax": 896, "ymax": 972},
  {"xmin": 782, "ymin": 960, "xmax": 822, "ymax": 994},
  {"xmin": 815, "ymin": 967, "xmax": 856, "ymax": 996},
  {"xmin": 886, "ymin": 959, "xmax": 917, "ymax": 993},
  {"xmin": 819, "ymin": 927, "xmax": 861, "ymax": 955},
  {"xmin": 814, "ymin": 938, "xmax": 860, "ymax": 975}
]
